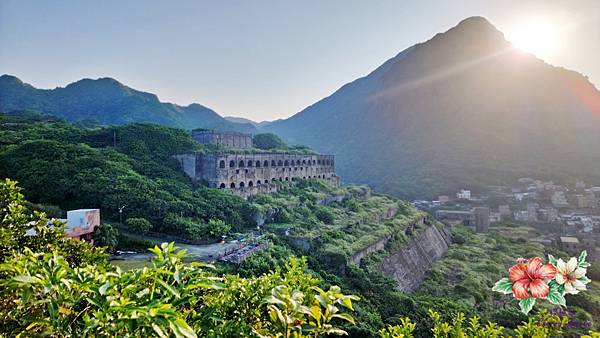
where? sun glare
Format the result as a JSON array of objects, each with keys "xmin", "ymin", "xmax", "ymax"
[{"xmin": 507, "ymin": 20, "xmax": 559, "ymax": 59}]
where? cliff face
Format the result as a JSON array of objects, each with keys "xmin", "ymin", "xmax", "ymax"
[{"xmin": 379, "ymin": 224, "xmax": 451, "ymax": 292}]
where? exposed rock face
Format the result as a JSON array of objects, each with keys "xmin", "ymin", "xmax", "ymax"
[{"xmin": 380, "ymin": 225, "xmax": 451, "ymax": 292}]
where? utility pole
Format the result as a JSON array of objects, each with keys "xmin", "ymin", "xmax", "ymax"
[{"xmin": 118, "ymin": 205, "xmax": 125, "ymax": 224}]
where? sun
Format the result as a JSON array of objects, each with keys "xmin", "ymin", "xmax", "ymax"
[{"xmin": 506, "ymin": 20, "xmax": 559, "ymax": 59}]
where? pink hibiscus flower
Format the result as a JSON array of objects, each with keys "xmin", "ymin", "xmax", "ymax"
[{"xmin": 509, "ymin": 257, "xmax": 557, "ymax": 299}]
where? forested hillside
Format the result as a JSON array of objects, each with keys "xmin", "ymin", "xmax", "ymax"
[{"xmin": 0, "ymin": 112, "xmax": 256, "ymax": 241}]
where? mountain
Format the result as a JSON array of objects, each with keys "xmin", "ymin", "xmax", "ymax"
[
  {"xmin": 0, "ymin": 75, "xmax": 258, "ymax": 133},
  {"xmin": 225, "ymin": 116, "xmax": 278, "ymax": 128},
  {"xmin": 265, "ymin": 16, "xmax": 600, "ymax": 199}
]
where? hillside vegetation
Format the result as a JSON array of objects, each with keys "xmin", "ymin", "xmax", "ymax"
[{"xmin": 0, "ymin": 113, "xmax": 256, "ymax": 241}]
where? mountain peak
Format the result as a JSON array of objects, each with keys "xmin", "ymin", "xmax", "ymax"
[
  {"xmin": 0, "ymin": 74, "xmax": 24, "ymax": 85},
  {"xmin": 455, "ymin": 16, "xmax": 495, "ymax": 30}
]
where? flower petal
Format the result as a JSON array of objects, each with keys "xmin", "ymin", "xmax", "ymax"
[
  {"xmin": 555, "ymin": 273, "xmax": 566, "ymax": 284},
  {"xmin": 536, "ymin": 263, "xmax": 556, "ymax": 279},
  {"xmin": 573, "ymin": 279, "xmax": 587, "ymax": 291},
  {"xmin": 512, "ymin": 279, "xmax": 531, "ymax": 300},
  {"xmin": 509, "ymin": 263, "xmax": 528, "ymax": 282},
  {"xmin": 530, "ymin": 279, "xmax": 550, "ymax": 298},
  {"xmin": 564, "ymin": 282, "xmax": 579, "ymax": 295},
  {"xmin": 566, "ymin": 257, "xmax": 577, "ymax": 273},
  {"xmin": 574, "ymin": 267, "xmax": 587, "ymax": 279},
  {"xmin": 526, "ymin": 257, "xmax": 542, "ymax": 277},
  {"xmin": 556, "ymin": 258, "xmax": 567, "ymax": 274}
]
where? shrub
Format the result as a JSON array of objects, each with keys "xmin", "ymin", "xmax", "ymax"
[
  {"xmin": 315, "ymin": 207, "xmax": 335, "ymax": 224},
  {"xmin": 252, "ymin": 133, "xmax": 287, "ymax": 150},
  {"xmin": 125, "ymin": 217, "xmax": 153, "ymax": 234},
  {"xmin": 93, "ymin": 223, "xmax": 119, "ymax": 251}
]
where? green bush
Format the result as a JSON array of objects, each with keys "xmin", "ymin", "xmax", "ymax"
[
  {"xmin": 93, "ymin": 223, "xmax": 119, "ymax": 251},
  {"xmin": 252, "ymin": 133, "xmax": 287, "ymax": 150},
  {"xmin": 315, "ymin": 207, "xmax": 335, "ymax": 224},
  {"xmin": 125, "ymin": 217, "xmax": 153, "ymax": 234}
]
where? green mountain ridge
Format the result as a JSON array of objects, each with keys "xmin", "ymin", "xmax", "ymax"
[{"xmin": 0, "ymin": 74, "xmax": 258, "ymax": 133}]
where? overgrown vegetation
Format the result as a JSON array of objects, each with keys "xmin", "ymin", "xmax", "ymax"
[{"xmin": 0, "ymin": 114, "xmax": 256, "ymax": 241}]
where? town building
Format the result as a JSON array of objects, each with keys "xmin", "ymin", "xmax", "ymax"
[
  {"xmin": 456, "ymin": 190, "xmax": 471, "ymax": 200},
  {"xmin": 559, "ymin": 236, "xmax": 582, "ymax": 256},
  {"xmin": 66, "ymin": 209, "xmax": 100, "ymax": 243},
  {"xmin": 435, "ymin": 207, "xmax": 489, "ymax": 233},
  {"xmin": 498, "ymin": 205, "xmax": 512, "ymax": 220},
  {"xmin": 551, "ymin": 191, "xmax": 569, "ymax": 208}
]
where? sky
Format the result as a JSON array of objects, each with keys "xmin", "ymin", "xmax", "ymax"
[{"xmin": 1, "ymin": 1, "xmax": 599, "ymax": 122}]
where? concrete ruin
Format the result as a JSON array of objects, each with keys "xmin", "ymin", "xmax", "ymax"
[
  {"xmin": 174, "ymin": 130, "xmax": 339, "ymax": 197},
  {"xmin": 192, "ymin": 130, "xmax": 252, "ymax": 148}
]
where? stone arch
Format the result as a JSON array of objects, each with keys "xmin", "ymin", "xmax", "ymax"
[
  {"xmin": 317, "ymin": 159, "xmax": 321, "ymax": 165},
  {"xmin": 230, "ymin": 182, "xmax": 236, "ymax": 188},
  {"xmin": 285, "ymin": 177, "xmax": 289, "ymax": 181},
  {"xmin": 219, "ymin": 160, "xmax": 226, "ymax": 168},
  {"xmin": 271, "ymin": 160, "xmax": 276, "ymax": 167},
  {"xmin": 284, "ymin": 160, "xmax": 289, "ymax": 166},
  {"xmin": 272, "ymin": 178, "xmax": 277, "ymax": 182},
  {"xmin": 239, "ymin": 160, "xmax": 245, "ymax": 167},
  {"xmin": 264, "ymin": 160, "xmax": 269, "ymax": 167},
  {"xmin": 248, "ymin": 181, "xmax": 254, "ymax": 187},
  {"xmin": 313, "ymin": 160, "xmax": 316, "ymax": 165},
  {"xmin": 278, "ymin": 160, "xmax": 283, "ymax": 167},
  {"xmin": 219, "ymin": 183, "xmax": 226, "ymax": 189},
  {"xmin": 239, "ymin": 181, "xmax": 245, "ymax": 188},
  {"xmin": 247, "ymin": 160, "xmax": 253, "ymax": 167},
  {"xmin": 302, "ymin": 160, "xmax": 306, "ymax": 165},
  {"xmin": 257, "ymin": 180, "xmax": 261, "ymax": 185},
  {"xmin": 229, "ymin": 160, "xmax": 235, "ymax": 168},
  {"xmin": 279, "ymin": 177, "xmax": 283, "ymax": 181},
  {"xmin": 291, "ymin": 160, "xmax": 295, "ymax": 166},
  {"xmin": 256, "ymin": 160, "xmax": 261, "ymax": 167}
]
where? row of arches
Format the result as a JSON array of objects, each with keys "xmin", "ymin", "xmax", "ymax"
[
  {"xmin": 218, "ymin": 175, "xmax": 331, "ymax": 189},
  {"xmin": 219, "ymin": 158, "xmax": 333, "ymax": 169}
]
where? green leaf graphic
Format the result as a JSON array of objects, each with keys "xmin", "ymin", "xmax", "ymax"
[
  {"xmin": 492, "ymin": 278, "xmax": 513, "ymax": 294},
  {"xmin": 519, "ymin": 297, "xmax": 535, "ymax": 315}
]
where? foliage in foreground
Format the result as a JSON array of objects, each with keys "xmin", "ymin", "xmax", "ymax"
[{"xmin": 0, "ymin": 178, "xmax": 358, "ymax": 337}]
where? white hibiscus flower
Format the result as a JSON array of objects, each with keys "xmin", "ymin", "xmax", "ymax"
[{"xmin": 555, "ymin": 257, "xmax": 587, "ymax": 295}]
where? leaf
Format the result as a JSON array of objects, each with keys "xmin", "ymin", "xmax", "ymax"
[
  {"xmin": 156, "ymin": 279, "xmax": 180, "ymax": 298},
  {"xmin": 13, "ymin": 275, "xmax": 39, "ymax": 284},
  {"xmin": 578, "ymin": 250, "xmax": 587, "ymax": 265},
  {"xmin": 546, "ymin": 283, "xmax": 566, "ymax": 306},
  {"xmin": 519, "ymin": 297, "xmax": 535, "ymax": 315},
  {"xmin": 99, "ymin": 282, "xmax": 109, "ymax": 296},
  {"xmin": 151, "ymin": 323, "xmax": 168, "ymax": 338},
  {"xmin": 332, "ymin": 312, "xmax": 356, "ymax": 324},
  {"xmin": 492, "ymin": 278, "xmax": 513, "ymax": 294},
  {"xmin": 579, "ymin": 276, "xmax": 592, "ymax": 285},
  {"xmin": 548, "ymin": 254, "xmax": 557, "ymax": 266},
  {"xmin": 170, "ymin": 318, "xmax": 197, "ymax": 338},
  {"xmin": 58, "ymin": 306, "xmax": 72, "ymax": 315}
]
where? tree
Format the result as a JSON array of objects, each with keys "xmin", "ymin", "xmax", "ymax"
[
  {"xmin": 93, "ymin": 223, "xmax": 119, "ymax": 251},
  {"xmin": 253, "ymin": 133, "xmax": 287, "ymax": 150}
]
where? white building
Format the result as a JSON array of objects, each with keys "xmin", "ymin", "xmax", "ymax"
[{"xmin": 456, "ymin": 190, "xmax": 471, "ymax": 200}]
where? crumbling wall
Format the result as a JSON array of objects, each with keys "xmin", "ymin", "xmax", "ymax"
[{"xmin": 379, "ymin": 225, "xmax": 451, "ymax": 292}]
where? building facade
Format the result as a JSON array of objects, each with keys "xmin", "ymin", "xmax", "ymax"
[
  {"xmin": 173, "ymin": 152, "xmax": 339, "ymax": 196},
  {"xmin": 192, "ymin": 130, "xmax": 253, "ymax": 149}
]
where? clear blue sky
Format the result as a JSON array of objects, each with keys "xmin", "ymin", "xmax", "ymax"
[{"xmin": 1, "ymin": 0, "xmax": 599, "ymax": 121}]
